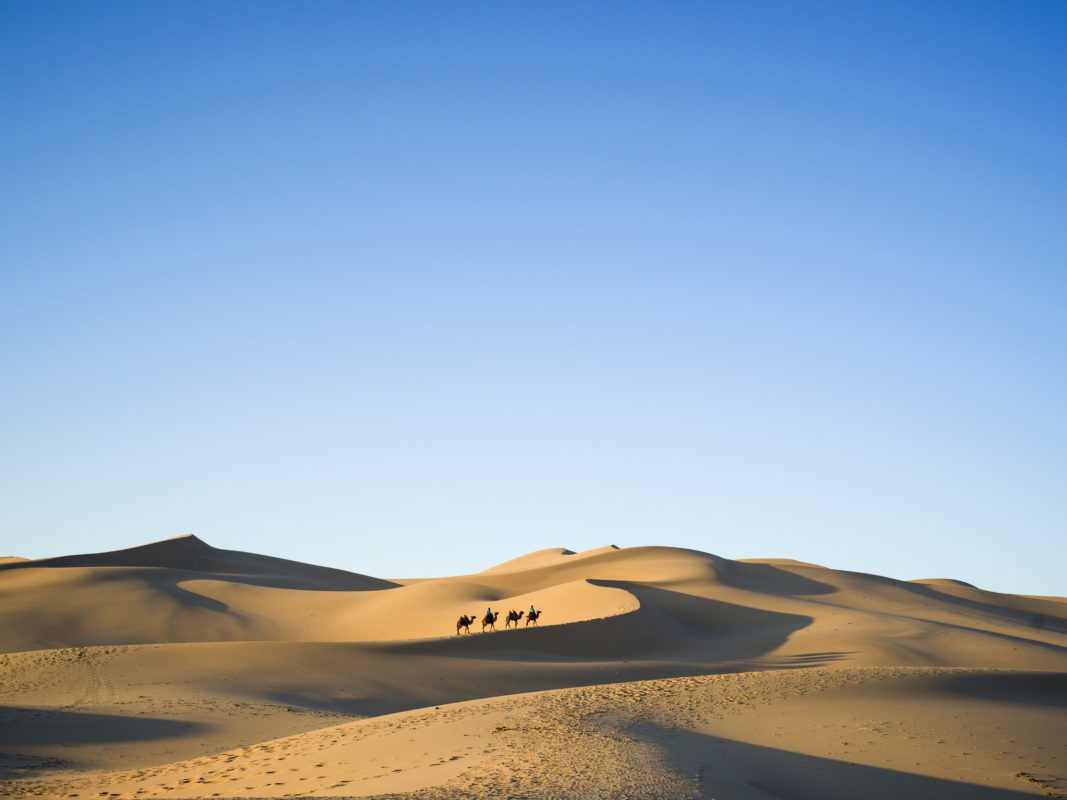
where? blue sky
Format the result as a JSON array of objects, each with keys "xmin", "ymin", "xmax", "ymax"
[{"xmin": 2, "ymin": 1, "xmax": 1064, "ymax": 595}]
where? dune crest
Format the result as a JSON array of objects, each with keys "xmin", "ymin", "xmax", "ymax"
[{"xmin": 478, "ymin": 547, "xmax": 578, "ymax": 574}]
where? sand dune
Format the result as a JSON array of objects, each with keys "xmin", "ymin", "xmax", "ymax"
[
  {"xmin": 8, "ymin": 534, "xmax": 395, "ymax": 590},
  {"xmin": 1, "ymin": 535, "xmax": 1064, "ymax": 798}
]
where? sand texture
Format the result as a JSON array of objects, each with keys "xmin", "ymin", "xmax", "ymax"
[{"xmin": 1, "ymin": 535, "xmax": 1064, "ymax": 798}]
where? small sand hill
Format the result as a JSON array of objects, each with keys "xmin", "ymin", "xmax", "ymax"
[{"xmin": 1, "ymin": 537, "xmax": 1065, "ymax": 799}]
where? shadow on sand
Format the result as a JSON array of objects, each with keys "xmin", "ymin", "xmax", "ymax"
[
  {"xmin": 638, "ymin": 723, "xmax": 1042, "ymax": 800},
  {"xmin": 402, "ymin": 580, "xmax": 815, "ymax": 660},
  {"xmin": 773, "ymin": 650, "xmax": 857, "ymax": 666},
  {"xmin": 938, "ymin": 671, "xmax": 1067, "ymax": 709},
  {"xmin": 846, "ymin": 570, "xmax": 1067, "ymax": 635},
  {"xmin": 713, "ymin": 559, "xmax": 838, "ymax": 597},
  {"xmin": 0, "ymin": 705, "xmax": 206, "ymax": 750}
]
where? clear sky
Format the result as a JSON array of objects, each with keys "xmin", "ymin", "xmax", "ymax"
[{"xmin": 2, "ymin": 1, "xmax": 1064, "ymax": 596}]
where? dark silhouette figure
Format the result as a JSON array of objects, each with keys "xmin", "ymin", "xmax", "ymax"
[
  {"xmin": 482, "ymin": 611, "xmax": 499, "ymax": 632},
  {"xmin": 456, "ymin": 614, "xmax": 476, "ymax": 635},
  {"xmin": 504, "ymin": 609, "xmax": 525, "ymax": 629},
  {"xmin": 526, "ymin": 609, "xmax": 542, "ymax": 626}
]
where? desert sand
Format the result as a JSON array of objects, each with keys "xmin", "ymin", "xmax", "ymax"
[{"xmin": 0, "ymin": 535, "xmax": 1064, "ymax": 799}]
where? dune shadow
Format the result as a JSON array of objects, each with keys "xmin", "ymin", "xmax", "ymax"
[
  {"xmin": 265, "ymin": 691, "xmax": 371, "ymax": 717},
  {"xmin": 0, "ymin": 705, "xmax": 207, "ymax": 750},
  {"xmin": 0, "ymin": 752, "xmax": 70, "ymax": 781},
  {"xmin": 87, "ymin": 567, "xmax": 234, "ymax": 612},
  {"xmin": 0, "ymin": 555, "xmax": 397, "ymax": 593},
  {"xmin": 776, "ymin": 651, "xmax": 857, "ymax": 665},
  {"xmin": 593, "ymin": 579, "xmax": 814, "ymax": 645},
  {"xmin": 937, "ymin": 671, "xmax": 1067, "ymax": 709},
  {"xmin": 638, "ymin": 723, "xmax": 1041, "ymax": 799},
  {"xmin": 717, "ymin": 560, "xmax": 837, "ymax": 597},
  {"xmin": 876, "ymin": 607, "xmax": 1067, "ymax": 658},
  {"xmin": 400, "ymin": 581, "xmax": 814, "ymax": 661},
  {"xmin": 4, "ymin": 563, "xmax": 399, "ymax": 645},
  {"xmin": 848, "ymin": 571, "xmax": 1067, "ymax": 635}
]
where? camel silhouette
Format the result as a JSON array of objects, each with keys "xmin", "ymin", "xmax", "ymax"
[
  {"xmin": 482, "ymin": 611, "xmax": 499, "ymax": 632},
  {"xmin": 526, "ymin": 609, "xmax": 542, "ymax": 626},
  {"xmin": 504, "ymin": 609, "xmax": 525, "ymax": 629},
  {"xmin": 456, "ymin": 614, "xmax": 476, "ymax": 635}
]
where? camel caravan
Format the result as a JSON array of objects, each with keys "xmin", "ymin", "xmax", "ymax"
[{"xmin": 456, "ymin": 607, "xmax": 542, "ymax": 635}]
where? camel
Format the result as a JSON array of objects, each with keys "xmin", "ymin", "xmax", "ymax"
[
  {"xmin": 456, "ymin": 614, "xmax": 476, "ymax": 635},
  {"xmin": 526, "ymin": 609, "xmax": 542, "ymax": 626},
  {"xmin": 504, "ymin": 609, "xmax": 524, "ymax": 629},
  {"xmin": 482, "ymin": 611, "xmax": 499, "ymax": 632}
]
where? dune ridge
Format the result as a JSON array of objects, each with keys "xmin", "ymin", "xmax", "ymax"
[{"xmin": 1, "ymin": 535, "xmax": 1064, "ymax": 799}]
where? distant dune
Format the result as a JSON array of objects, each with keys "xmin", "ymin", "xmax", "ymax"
[
  {"xmin": 1, "ymin": 536, "xmax": 1064, "ymax": 799},
  {"xmin": 2, "ymin": 533, "xmax": 395, "ymax": 589}
]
